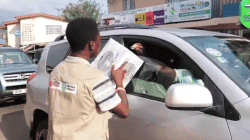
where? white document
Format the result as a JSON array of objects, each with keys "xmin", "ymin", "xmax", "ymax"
[{"xmin": 91, "ymin": 38, "xmax": 144, "ymax": 87}]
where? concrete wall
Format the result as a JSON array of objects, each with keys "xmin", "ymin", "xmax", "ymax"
[
  {"xmin": 108, "ymin": 0, "xmax": 123, "ymax": 13},
  {"xmin": 20, "ymin": 17, "xmax": 68, "ymax": 45},
  {"xmin": 33, "ymin": 17, "xmax": 68, "ymax": 44},
  {"xmin": 7, "ymin": 23, "xmax": 21, "ymax": 47},
  {"xmin": 135, "ymin": 0, "xmax": 165, "ymax": 9},
  {"xmin": 108, "ymin": 0, "xmax": 165, "ymax": 13}
]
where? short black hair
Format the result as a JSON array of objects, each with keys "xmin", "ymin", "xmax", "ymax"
[{"xmin": 66, "ymin": 18, "xmax": 99, "ymax": 53}]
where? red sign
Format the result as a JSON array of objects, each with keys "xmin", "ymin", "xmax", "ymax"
[{"xmin": 145, "ymin": 11, "xmax": 154, "ymax": 25}]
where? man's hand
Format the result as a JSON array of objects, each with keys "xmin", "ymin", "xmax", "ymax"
[
  {"xmin": 110, "ymin": 62, "xmax": 130, "ymax": 119},
  {"xmin": 111, "ymin": 62, "xmax": 128, "ymax": 86}
]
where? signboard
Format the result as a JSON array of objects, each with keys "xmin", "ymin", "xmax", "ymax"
[
  {"xmin": 102, "ymin": 17, "xmax": 115, "ymax": 25},
  {"xmin": 223, "ymin": 2, "xmax": 239, "ymax": 17},
  {"xmin": 241, "ymin": 0, "xmax": 250, "ymax": 28},
  {"xmin": 112, "ymin": 7, "xmax": 150, "ymax": 16},
  {"xmin": 15, "ymin": 30, "xmax": 21, "ymax": 37},
  {"xmin": 178, "ymin": 0, "xmax": 211, "ymax": 22},
  {"xmin": 115, "ymin": 14, "xmax": 135, "ymax": 24},
  {"xmin": 154, "ymin": 10, "xmax": 165, "ymax": 25},
  {"xmin": 145, "ymin": 11, "xmax": 154, "ymax": 25},
  {"xmin": 164, "ymin": 3, "xmax": 179, "ymax": 23},
  {"xmin": 102, "ymin": 0, "xmax": 211, "ymax": 25},
  {"xmin": 165, "ymin": 0, "xmax": 211, "ymax": 23},
  {"xmin": 135, "ymin": 13, "xmax": 146, "ymax": 25}
]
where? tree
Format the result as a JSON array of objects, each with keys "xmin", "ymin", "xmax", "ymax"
[{"xmin": 59, "ymin": 0, "xmax": 104, "ymax": 23}]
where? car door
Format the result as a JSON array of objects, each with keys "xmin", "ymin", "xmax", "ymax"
[
  {"xmin": 109, "ymin": 36, "xmax": 232, "ymax": 140},
  {"xmin": 32, "ymin": 40, "xmax": 70, "ymax": 105}
]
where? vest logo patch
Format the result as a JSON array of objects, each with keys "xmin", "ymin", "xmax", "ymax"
[{"xmin": 49, "ymin": 80, "xmax": 77, "ymax": 94}]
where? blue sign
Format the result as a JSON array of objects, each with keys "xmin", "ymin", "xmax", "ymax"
[
  {"xmin": 223, "ymin": 2, "xmax": 240, "ymax": 17},
  {"xmin": 14, "ymin": 30, "xmax": 21, "ymax": 37}
]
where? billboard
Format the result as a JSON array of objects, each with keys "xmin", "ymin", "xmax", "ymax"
[
  {"xmin": 165, "ymin": 0, "xmax": 211, "ymax": 23},
  {"xmin": 135, "ymin": 13, "xmax": 146, "ymax": 25},
  {"xmin": 154, "ymin": 10, "xmax": 165, "ymax": 25},
  {"xmin": 145, "ymin": 11, "xmax": 154, "ymax": 25},
  {"xmin": 102, "ymin": 0, "xmax": 211, "ymax": 25}
]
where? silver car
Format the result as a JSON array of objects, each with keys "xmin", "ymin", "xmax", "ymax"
[
  {"xmin": 0, "ymin": 47, "xmax": 37, "ymax": 102},
  {"xmin": 24, "ymin": 26, "xmax": 250, "ymax": 140}
]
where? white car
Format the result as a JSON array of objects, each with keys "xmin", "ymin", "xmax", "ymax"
[{"xmin": 24, "ymin": 25, "xmax": 250, "ymax": 140}]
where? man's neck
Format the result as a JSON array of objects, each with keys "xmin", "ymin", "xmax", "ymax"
[{"xmin": 70, "ymin": 51, "xmax": 91, "ymax": 61}]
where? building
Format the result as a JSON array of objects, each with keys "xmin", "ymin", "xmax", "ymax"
[
  {"xmin": 0, "ymin": 13, "xmax": 68, "ymax": 48},
  {"xmin": 104, "ymin": 0, "xmax": 244, "ymax": 37}
]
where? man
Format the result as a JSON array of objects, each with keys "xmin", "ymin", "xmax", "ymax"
[
  {"xmin": 48, "ymin": 18, "xmax": 129, "ymax": 140},
  {"xmin": 131, "ymin": 43, "xmax": 204, "ymax": 90}
]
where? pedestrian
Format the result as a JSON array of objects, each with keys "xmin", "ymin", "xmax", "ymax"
[{"xmin": 47, "ymin": 18, "xmax": 129, "ymax": 140}]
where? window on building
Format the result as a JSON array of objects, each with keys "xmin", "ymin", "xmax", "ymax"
[
  {"xmin": 22, "ymin": 24, "xmax": 32, "ymax": 42},
  {"xmin": 46, "ymin": 25, "xmax": 62, "ymax": 35},
  {"xmin": 123, "ymin": 0, "xmax": 135, "ymax": 11}
]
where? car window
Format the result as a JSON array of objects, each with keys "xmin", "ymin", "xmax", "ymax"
[
  {"xmin": 34, "ymin": 48, "xmax": 44, "ymax": 62},
  {"xmin": 123, "ymin": 36, "xmax": 228, "ymax": 117},
  {"xmin": 100, "ymin": 39, "xmax": 110, "ymax": 53},
  {"xmin": 123, "ymin": 37, "xmax": 203, "ymax": 100},
  {"xmin": 0, "ymin": 50, "xmax": 32, "ymax": 65},
  {"xmin": 184, "ymin": 36, "xmax": 250, "ymax": 96},
  {"xmin": 46, "ymin": 42, "xmax": 70, "ymax": 73}
]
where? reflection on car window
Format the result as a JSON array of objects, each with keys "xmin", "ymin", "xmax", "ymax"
[
  {"xmin": 185, "ymin": 36, "xmax": 250, "ymax": 96},
  {"xmin": 0, "ymin": 51, "xmax": 32, "ymax": 65}
]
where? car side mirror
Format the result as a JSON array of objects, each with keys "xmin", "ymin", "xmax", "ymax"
[
  {"xmin": 165, "ymin": 84, "xmax": 213, "ymax": 110},
  {"xmin": 33, "ymin": 58, "xmax": 39, "ymax": 64}
]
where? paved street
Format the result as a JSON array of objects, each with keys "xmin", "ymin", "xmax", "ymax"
[{"xmin": 0, "ymin": 100, "xmax": 29, "ymax": 140}]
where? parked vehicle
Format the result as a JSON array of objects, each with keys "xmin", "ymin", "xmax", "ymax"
[
  {"xmin": 28, "ymin": 48, "xmax": 44, "ymax": 64},
  {"xmin": 0, "ymin": 47, "xmax": 37, "ymax": 102},
  {"xmin": 24, "ymin": 25, "xmax": 250, "ymax": 140}
]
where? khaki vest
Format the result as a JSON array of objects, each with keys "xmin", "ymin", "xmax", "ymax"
[{"xmin": 48, "ymin": 59, "xmax": 112, "ymax": 140}]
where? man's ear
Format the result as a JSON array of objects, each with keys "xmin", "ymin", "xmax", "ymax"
[{"xmin": 88, "ymin": 41, "xmax": 94, "ymax": 51}]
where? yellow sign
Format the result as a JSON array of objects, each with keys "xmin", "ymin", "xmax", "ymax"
[{"xmin": 135, "ymin": 13, "xmax": 146, "ymax": 25}]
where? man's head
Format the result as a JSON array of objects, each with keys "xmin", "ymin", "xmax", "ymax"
[{"xmin": 66, "ymin": 18, "xmax": 100, "ymax": 57}]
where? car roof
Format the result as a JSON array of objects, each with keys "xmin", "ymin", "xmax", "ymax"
[
  {"xmin": 54, "ymin": 25, "xmax": 240, "ymax": 42},
  {"xmin": 153, "ymin": 28, "xmax": 238, "ymax": 37}
]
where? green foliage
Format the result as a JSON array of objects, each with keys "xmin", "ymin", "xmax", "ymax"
[{"xmin": 59, "ymin": 0, "xmax": 104, "ymax": 23}]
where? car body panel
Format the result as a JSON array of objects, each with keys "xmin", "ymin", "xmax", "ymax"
[
  {"xmin": 110, "ymin": 94, "xmax": 231, "ymax": 140},
  {"xmin": 227, "ymin": 98, "xmax": 250, "ymax": 140}
]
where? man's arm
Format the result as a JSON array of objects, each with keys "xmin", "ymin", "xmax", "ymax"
[
  {"xmin": 110, "ymin": 62, "xmax": 129, "ymax": 119},
  {"xmin": 92, "ymin": 62, "xmax": 129, "ymax": 119},
  {"xmin": 110, "ymin": 89, "xmax": 129, "ymax": 118}
]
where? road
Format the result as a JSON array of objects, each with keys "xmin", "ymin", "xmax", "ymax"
[{"xmin": 0, "ymin": 100, "xmax": 29, "ymax": 140}]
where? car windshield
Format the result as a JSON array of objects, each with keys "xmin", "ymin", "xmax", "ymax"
[
  {"xmin": 184, "ymin": 36, "xmax": 250, "ymax": 96},
  {"xmin": 0, "ymin": 50, "xmax": 32, "ymax": 65}
]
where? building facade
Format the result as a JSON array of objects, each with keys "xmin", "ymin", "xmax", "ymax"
[
  {"xmin": 0, "ymin": 13, "xmax": 68, "ymax": 48},
  {"xmin": 105, "ymin": 0, "xmax": 243, "ymax": 37}
]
